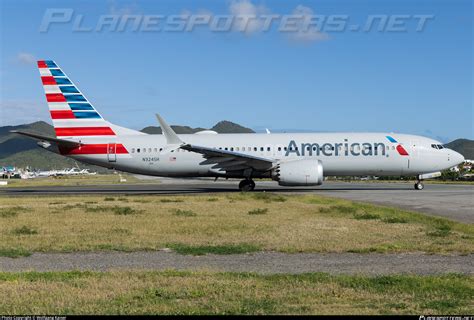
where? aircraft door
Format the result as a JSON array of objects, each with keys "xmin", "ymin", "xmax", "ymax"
[{"xmin": 107, "ymin": 143, "xmax": 117, "ymax": 162}]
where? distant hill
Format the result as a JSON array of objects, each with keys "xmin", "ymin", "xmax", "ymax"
[
  {"xmin": 0, "ymin": 120, "xmax": 254, "ymax": 169},
  {"xmin": 445, "ymin": 139, "xmax": 474, "ymax": 160},
  {"xmin": 141, "ymin": 120, "xmax": 254, "ymax": 134},
  {"xmin": 211, "ymin": 121, "xmax": 255, "ymax": 134}
]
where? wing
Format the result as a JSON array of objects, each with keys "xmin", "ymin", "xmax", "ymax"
[
  {"xmin": 181, "ymin": 144, "xmax": 275, "ymax": 173},
  {"xmin": 154, "ymin": 113, "xmax": 275, "ymax": 174}
]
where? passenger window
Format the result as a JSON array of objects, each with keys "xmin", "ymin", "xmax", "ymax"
[
  {"xmin": 137, "ymin": 148, "xmax": 140, "ymax": 153},
  {"xmin": 284, "ymin": 147, "xmax": 287, "ymax": 151},
  {"xmin": 236, "ymin": 147, "xmax": 240, "ymax": 151},
  {"xmin": 254, "ymin": 147, "xmax": 257, "ymax": 152},
  {"xmin": 278, "ymin": 147, "xmax": 281, "ymax": 151},
  {"xmin": 267, "ymin": 147, "xmax": 271, "ymax": 151},
  {"xmin": 154, "ymin": 148, "xmax": 157, "ymax": 152},
  {"xmin": 159, "ymin": 148, "xmax": 163, "ymax": 152},
  {"xmin": 131, "ymin": 148, "xmax": 135, "ymax": 153},
  {"xmin": 148, "ymin": 148, "xmax": 152, "ymax": 153},
  {"xmin": 230, "ymin": 147, "xmax": 234, "ymax": 151},
  {"xmin": 260, "ymin": 147, "xmax": 264, "ymax": 151},
  {"xmin": 225, "ymin": 147, "xmax": 228, "ymax": 151}
]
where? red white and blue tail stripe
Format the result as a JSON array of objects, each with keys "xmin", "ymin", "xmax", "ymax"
[{"xmin": 38, "ymin": 60, "xmax": 118, "ymax": 138}]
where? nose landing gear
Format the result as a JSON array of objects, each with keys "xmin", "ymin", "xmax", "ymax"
[
  {"xmin": 239, "ymin": 179, "xmax": 255, "ymax": 192},
  {"xmin": 414, "ymin": 181, "xmax": 424, "ymax": 190}
]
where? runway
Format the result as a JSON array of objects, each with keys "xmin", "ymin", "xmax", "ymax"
[
  {"xmin": 1, "ymin": 251, "xmax": 472, "ymax": 275},
  {"xmin": 1, "ymin": 180, "xmax": 473, "ymax": 223}
]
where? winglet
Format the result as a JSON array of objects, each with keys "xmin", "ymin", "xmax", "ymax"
[{"xmin": 155, "ymin": 114, "xmax": 183, "ymax": 145}]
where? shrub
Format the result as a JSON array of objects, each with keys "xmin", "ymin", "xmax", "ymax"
[
  {"xmin": 248, "ymin": 208, "xmax": 268, "ymax": 215},
  {"xmin": 12, "ymin": 226, "xmax": 38, "ymax": 235},
  {"xmin": 172, "ymin": 209, "xmax": 197, "ymax": 217}
]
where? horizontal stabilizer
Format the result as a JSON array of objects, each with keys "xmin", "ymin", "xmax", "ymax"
[{"xmin": 11, "ymin": 130, "xmax": 81, "ymax": 148}]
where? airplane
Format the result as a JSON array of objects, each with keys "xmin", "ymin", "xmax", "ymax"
[{"xmin": 12, "ymin": 60, "xmax": 465, "ymax": 191}]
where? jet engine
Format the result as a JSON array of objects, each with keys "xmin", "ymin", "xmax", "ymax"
[{"xmin": 272, "ymin": 159, "xmax": 324, "ymax": 186}]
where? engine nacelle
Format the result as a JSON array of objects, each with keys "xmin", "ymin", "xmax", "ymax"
[{"xmin": 272, "ymin": 159, "xmax": 324, "ymax": 186}]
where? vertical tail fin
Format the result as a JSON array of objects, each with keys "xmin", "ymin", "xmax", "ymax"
[{"xmin": 38, "ymin": 60, "xmax": 143, "ymax": 138}]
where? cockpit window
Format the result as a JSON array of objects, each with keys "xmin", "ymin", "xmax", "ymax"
[{"xmin": 431, "ymin": 144, "xmax": 445, "ymax": 150}]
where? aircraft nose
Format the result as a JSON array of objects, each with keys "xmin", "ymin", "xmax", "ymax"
[{"xmin": 451, "ymin": 150, "xmax": 465, "ymax": 166}]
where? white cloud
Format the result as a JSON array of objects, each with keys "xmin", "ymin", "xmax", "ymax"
[
  {"xmin": 287, "ymin": 5, "xmax": 329, "ymax": 43},
  {"xmin": 180, "ymin": 2, "xmax": 330, "ymax": 42},
  {"xmin": 16, "ymin": 53, "xmax": 36, "ymax": 65},
  {"xmin": 229, "ymin": 0, "xmax": 269, "ymax": 34},
  {"xmin": 108, "ymin": 0, "xmax": 140, "ymax": 15}
]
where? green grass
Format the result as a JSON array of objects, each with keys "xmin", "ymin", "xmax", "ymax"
[
  {"xmin": 427, "ymin": 222, "xmax": 452, "ymax": 237},
  {"xmin": 383, "ymin": 217, "xmax": 409, "ymax": 224},
  {"xmin": 0, "ymin": 248, "xmax": 32, "ymax": 258},
  {"xmin": 0, "ymin": 271, "xmax": 472, "ymax": 314},
  {"xmin": 160, "ymin": 198, "xmax": 184, "ymax": 203},
  {"xmin": 112, "ymin": 206, "xmax": 141, "ymax": 216},
  {"xmin": 353, "ymin": 212, "xmax": 380, "ymax": 220},
  {"xmin": 0, "ymin": 206, "xmax": 26, "ymax": 218},
  {"xmin": 61, "ymin": 203, "xmax": 141, "ymax": 215},
  {"xmin": 251, "ymin": 192, "xmax": 287, "ymax": 203},
  {"xmin": 171, "ymin": 209, "xmax": 197, "ymax": 217},
  {"xmin": 248, "ymin": 208, "xmax": 269, "ymax": 215},
  {"xmin": 12, "ymin": 225, "xmax": 38, "ymax": 235},
  {"xmin": 167, "ymin": 243, "xmax": 261, "ymax": 255}
]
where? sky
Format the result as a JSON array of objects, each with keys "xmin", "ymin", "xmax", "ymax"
[{"xmin": 0, "ymin": 0, "xmax": 472, "ymax": 142}]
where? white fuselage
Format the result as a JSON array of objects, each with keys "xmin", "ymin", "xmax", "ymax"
[{"xmin": 64, "ymin": 132, "xmax": 464, "ymax": 178}]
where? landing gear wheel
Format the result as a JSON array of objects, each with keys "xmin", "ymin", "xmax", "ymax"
[
  {"xmin": 239, "ymin": 179, "xmax": 255, "ymax": 192},
  {"xmin": 414, "ymin": 182, "xmax": 424, "ymax": 190},
  {"xmin": 249, "ymin": 180, "xmax": 255, "ymax": 190}
]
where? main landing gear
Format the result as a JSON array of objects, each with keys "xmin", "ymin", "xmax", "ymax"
[
  {"xmin": 239, "ymin": 179, "xmax": 256, "ymax": 192},
  {"xmin": 414, "ymin": 180, "xmax": 424, "ymax": 190}
]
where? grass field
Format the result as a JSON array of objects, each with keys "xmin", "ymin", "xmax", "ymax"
[
  {"xmin": 0, "ymin": 271, "xmax": 472, "ymax": 314},
  {"xmin": 0, "ymin": 174, "xmax": 156, "ymax": 187},
  {"xmin": 1, "ymin": 193, "xmax": 472, "ymax": 256}
]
